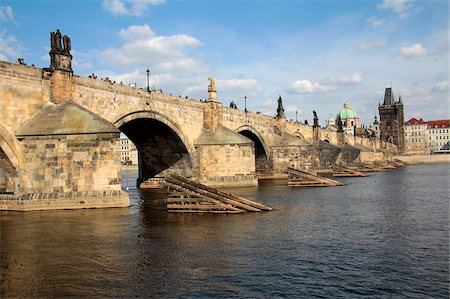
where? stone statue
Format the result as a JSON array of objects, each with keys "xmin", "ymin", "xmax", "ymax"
[
  {"xmin": 50, "ymin": 31, "xmax": 56, "ymax": 51},
  {"xmin": 276, "ymin": 95, "xmax": 285, "ymax": 119},
  {"xmin": 55, "ymin": 29, "xmax": 62, "ymax": 51},
  {"xmin": 336, "ymin": 115, "xmax": 343, "ymax": 132},
  {"xmin": 49, "ymin": 29, "xmax": 73, "ymax": 72},
  {"xmin": 313, "ymin": 110, "xmax": 319, "ymax": 127},
  {"xmin": 63, "ymin": 35, "xmax": 71, "ymax": 54},
  {"xmin": 208, "ymin": 76, "xmax": 216, "ymax": 93}
]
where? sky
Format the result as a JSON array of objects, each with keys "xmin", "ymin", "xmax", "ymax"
[{"xmin": 0, "ymin": 0, "xmax": 448, "ymax": 126}]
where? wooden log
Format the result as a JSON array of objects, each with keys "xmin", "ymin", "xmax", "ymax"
[
  {"xmin": 286, "ymin": 167, "xmax": 344, "ymax": 186},
  {"xmin": 165, "ymin": 176, "xmax": 262, "ymax": 212},
  {"xmin": 167, "ymin": 204, "xmax": 232, "ymax": 210},
  {"xmin": 331, "ymin": 164, "xmax": 367, "ymax": 177},
  {"xmin": 170, "ymin": 174, "xmax": 272, "ymax": 211},
  {"xmin": 167, "ymin": 198, "xmax": 204, "ymax": 204},
  {"xmin": 164, "ymin": 182, "xmax": 243, "ymax": 212},
  {"xmin": 168, "ymin": 210, "xmax": 242, "ymax": 214}
]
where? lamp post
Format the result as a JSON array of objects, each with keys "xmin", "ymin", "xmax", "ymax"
[
  {"xmin": 244, "ymin": 96, "xmax": 247, "ymax": 113},
  {"xmin": 146, "ymin": 69, "xmax": 150, "ymax": 92}
]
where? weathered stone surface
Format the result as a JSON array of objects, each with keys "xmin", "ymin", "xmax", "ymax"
[
  {"xmin": 16, "ymin": 100, "xmax": 119, "ymax": 136},
  {"xmin": 0, "ymin": 58, "xmax": 393, "ymax": 204}
]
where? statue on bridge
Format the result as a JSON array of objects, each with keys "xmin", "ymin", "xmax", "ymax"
[
  {"xmin": 208, "ymin": 76, "xmax": 216, "ymax": 93},
  {"xmin": 276, "ymin": 95, "xmax": 285, "ymax": 119},
  {"xmin": 50, "ymin": 29, "xmax": 71, "ymax": 54},
  {"xmin": 313, "ymin": 110, "xmax": 319, "ymax": 127},
  {"xmin": 207, "ymin": 76, "xmax": 218, "ymax": 102},
  {"xmin": 49, "ymin": 29, "xmax": 72, "ymax": 72},
  {"xmin": 336, "ymin": 115, "xmax": 344, "ymax": 132}
]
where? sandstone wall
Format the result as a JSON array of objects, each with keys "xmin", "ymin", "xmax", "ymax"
[
  {"xmin": 19, "ymin": 133, "xmax": 121, "ymax": 194},
  {"xmin": 0, "ymin": 61, "xmax": 50, "ymax": 134},
  {"xmin": 196, "ymin": 143, "xmax": 257, "ymax": 187}
]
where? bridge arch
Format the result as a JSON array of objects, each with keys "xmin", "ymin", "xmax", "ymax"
[
  {"xmin": 292, "ymin": 130, "xmax": 306, "ymax": 141},
  {"xmin": 236, "ymin": 125, "xmax": 271, "ymax": 175},
  {"xmin": 114, "ymin": 110, "xmax": 197, "ymax": 185},
  {"xmin": 0, "ymin": 123, "xmax": 21, "ymax": 193}
]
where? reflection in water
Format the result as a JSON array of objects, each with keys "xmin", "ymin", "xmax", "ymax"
[{"xmin": 1, "ymin": 165, "xmax": 449, "ymax": 298}]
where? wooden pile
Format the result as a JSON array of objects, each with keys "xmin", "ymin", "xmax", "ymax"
[
  {"xmin": 389, "ymin": 159, "xmax": 408, "ymax": 167},
  {"xmin": 163, "ymin": 174, "xmax": 272, "ymax": 213},
  {"xmin": 356, "ymin": 163, "xmax": 388, "ymax": 172},
  {"xmin": 331, "ymin": 164, "xmax": 367, "ymax": 177},
  {"xmin": 286, "ymin": 167, "xmax": 344, "ymax": 187}
]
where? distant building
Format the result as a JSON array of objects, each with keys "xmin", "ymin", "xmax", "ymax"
[
  {"xmin": 404, "ymin": 118, "xmax": 428, "ymax": 154},
  {"xmin": 336, "ymin": 101, "xmax": 360, "ymax": 135},
  {"xmin": 373, "ymin": 115, "xmax": 380, "ymax": 140},
  {"xmin": 426, "ymin": 119, "xmax": 450, "ymax": 154},
  {"xmin": 378, "ymin": 87, "xmax": 405, "ymax": 153},
  {"xmin": 325, "ymin": 114, "xmax": 336, "ymax": 131},
  {"xmin": 120, "ymin": 136, "xmax": 138, "ymax": 165}
]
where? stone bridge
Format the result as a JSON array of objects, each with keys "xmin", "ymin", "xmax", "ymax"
[{"xmin": 0, "ymin": 32, "xmax": 393, "ymax": 209}]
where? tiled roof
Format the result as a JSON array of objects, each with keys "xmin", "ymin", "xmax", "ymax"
[
  {"xmin": 427, "ymin": 119, "xmax": 450, "ymax": 129},
  {"xmin": 405, "ymin": 118, "xmax": 427, "ymax": 125}
]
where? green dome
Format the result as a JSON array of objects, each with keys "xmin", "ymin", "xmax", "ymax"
[{"xmin": 337, "ymin": 101, "xmax": 359, "ymax": 120}]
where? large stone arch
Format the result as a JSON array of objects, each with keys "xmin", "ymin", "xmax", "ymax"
[
  {"xmin": 292, "ymin": 130, "xmax": 307, "ymax": 141},
  {"xmin": 235, "ymin": 125, "xmax": 271, "ymax": 175},
  {"xmin": 0, "ymin": 123, "xmax": 21, "ymax": 193},
  {"xmin": 114, "ymin": 110, "xmax": 197, "ymax": 184}
]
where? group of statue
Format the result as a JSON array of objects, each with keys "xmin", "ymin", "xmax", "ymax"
[{"xmin": 50, "ymin": 29, "xmax": 71, "ymax": 55}]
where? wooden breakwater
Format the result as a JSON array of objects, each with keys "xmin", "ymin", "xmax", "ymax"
[
  {"xmin": 163, "ymin": 174, "xmax": 272, "ymax": 213},
  {"xmin": 286, "ymin": 167, "xmax": 344, "ymax": 187}
]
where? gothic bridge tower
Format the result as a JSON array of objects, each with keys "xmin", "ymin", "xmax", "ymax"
[{"xmin": 378, "ymin": 87, "xmax": 405, "ymax": 153}]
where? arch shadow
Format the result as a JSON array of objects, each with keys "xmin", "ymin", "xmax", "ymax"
[
  {"xmin": 0, "ymin": 122, "xmax": 21, "ymax": 193},
  {"xmin": 114, "ymin": 110, "xmax": 197, "ymax": 185},
  {"xmin": 236, "ymin": 125, "xmax": 271, "ymax": 175}
]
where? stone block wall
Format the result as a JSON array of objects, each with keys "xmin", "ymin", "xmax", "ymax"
[
  {"xmin": 336, "ymin": 145, "xmax": 361, "ymax": 165},
  {"xmin": 272, "ymin": 146, "xmax": 313, "ymax": 176},
  {"xmin": 19, "ymin": 133, "xmax": 121, "ymax": 194},
  {"xmin": 50, "ymin": 70, "xmax": 73, "ymax": 104},
  {"xmin": 0, "ymin": 61, "xmax": 50, "ymax": 134},
  {"xmin": 360, "ymin": 151, "xmax": 386, "ymax": 163},
  {"xmin": 203, "ymin": 102, "xmax": 223, "ymax": 131},
  {"xmin": 196, "ymin": 144, "xmax": 257, "ymax": 187}
]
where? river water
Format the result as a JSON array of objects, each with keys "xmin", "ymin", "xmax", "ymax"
[{"xmin": 0, "ymin": 163, "xmax": 449, "ymax": 298}]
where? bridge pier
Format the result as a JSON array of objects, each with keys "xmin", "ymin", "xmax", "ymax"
[{"xmin": 0, "ymin": 100, "xmax": 130, "ymax": 211}]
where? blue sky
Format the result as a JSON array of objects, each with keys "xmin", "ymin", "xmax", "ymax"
[{"xmin": 1, "ymin": 0, "xmax": 448, "ymax": 125}]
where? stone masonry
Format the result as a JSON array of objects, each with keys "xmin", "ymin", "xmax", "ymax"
[{"xmin": 0, "ymin": 30, "xmax": 396, "ymax": 210}]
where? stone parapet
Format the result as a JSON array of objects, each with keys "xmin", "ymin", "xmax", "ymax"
[{"xmin": 0, "ymin": 190, "xmax": 130, "ymax": 211}]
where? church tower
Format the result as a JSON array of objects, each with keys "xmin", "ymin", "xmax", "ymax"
[{"xmin": 378, "ymin": 87, "xmax": 405, "ymax": 153}]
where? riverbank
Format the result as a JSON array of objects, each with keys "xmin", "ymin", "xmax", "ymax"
[{"xmin": 394, "ymin": 154, "xmax": 450, "ymax": 164}]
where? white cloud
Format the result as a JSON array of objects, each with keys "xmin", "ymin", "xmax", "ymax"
[
  {"xmin": 322, "ymin": 72, "xmax": 364, "ymax": 86},
  {"xmin": 119, "ymin": 25, "xmax": 155, "ymax": 41},
  {"xmin": 432, "ymin": 81, "xmax": 448, "ymax": 92},
  {"xmin": 262, "ymin": 98, "xmax": 274, "ymax": 107},
  {"xmin": 366, "ymin": 15, "xmax": 385, "ymax": 27},
  {"xmin": 376, "ymin": 0, "xmax": 415, "ymax": 19},
  {"xmin": 0, "ymin": 6, "xmax": 14, "ymax": 22},
  {"xmin": 359, "ymin": 37, "xmax": 388, "ymax": 51},
  {"xmin": 100, "ymin": 25, "xmax": 203, "ymax": 73},
  {"xmin": 287, "ymin": 72, "xmax": 363, "ymax": 95},
  {"xmin": 400, "ymin": 43, "xmax": 427, "ymax": 58},
  {"xmin": 216, "ymin": 78, "xmax": 262, "ymax": 94},
  {"xmin": 287, "ymin": 80, "xmax": 333, "ymax": 94},
  {"xmin": 0, "ymin": 29, "xmax": 22, "ymax": 60},
  {"xmin": 102, "ymin": 0, "xmax": 164, "ymax": 16}
]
